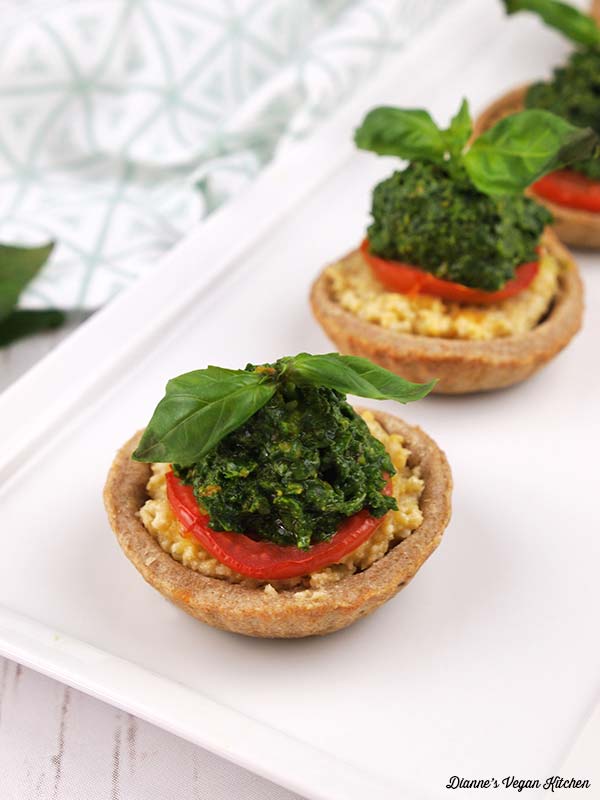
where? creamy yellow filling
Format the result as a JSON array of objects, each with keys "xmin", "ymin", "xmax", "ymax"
[
  {"xmin": 138, "ymin": 410, "xmax": 423, "ymax": 595},
  {"xmin": 326, "ymin": 248, "xmax": 560, "ymax": 341}
]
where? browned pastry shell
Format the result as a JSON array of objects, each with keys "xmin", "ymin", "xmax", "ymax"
[
  {"xmin": 103, "ymin": 411, "xmax": 452, "ymax": 638},
  {"xmin": 310, "ymin": 229, "xmax": 583, "ymax": 394},
  {"xmin": 474, "ymin": 85, "xmax": 600, "ymax": 248}
]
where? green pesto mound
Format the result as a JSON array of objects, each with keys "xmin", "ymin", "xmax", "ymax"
[
  {"xmin": 526, "ymin": 46, "xmax": 600, "ymax": 180},
  {"xmin": 367, "ymin": 162, "xmax": 551, "ymax": 292},
  {"xmin": 175, "ymin": 367, "xmax": 397, "ymax": 550}
]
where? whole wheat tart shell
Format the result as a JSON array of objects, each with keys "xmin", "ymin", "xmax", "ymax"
[
  {"xmin": 473, "ymin": 84, "xmax": 600, "ymax": 248},
  {"xmin": 310, "ymin": 229, "xmax": 583, "ymax": 394},
  {"xmin": 592, "ymin": 0, "xmax": 600, "ymax": 24},
  {"xmin": 103, "ymin": 410, "xmax": 452, "ymax": 639}
]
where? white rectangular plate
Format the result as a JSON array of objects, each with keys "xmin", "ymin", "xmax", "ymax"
[{"xmin": 1, "ymin": 2, "xmax": 599, "ymax": 798}]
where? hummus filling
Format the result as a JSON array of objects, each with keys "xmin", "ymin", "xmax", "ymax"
[
  {"xmin": 326, "ymin": 247, "xmax": 560, "ymax": 341},
  {"xmin": 138, "ymin": 410, "xmax": 423, "ymax": 595}
]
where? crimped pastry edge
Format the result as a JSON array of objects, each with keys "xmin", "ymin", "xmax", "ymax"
[
  {"xmin": 474, "ymin": 84, "xmax": 600, "ymax": 248},
  {"xmin": 103, "ymin": 410, "xmax": 452, "ymax": 638},
  {"xmin": 310, "ymin": 228, "xmax": 583, "ymax": 394}
]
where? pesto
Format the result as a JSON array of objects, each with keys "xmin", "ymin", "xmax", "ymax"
[
  {"xmin": 525, "ymin": 47, "xmax": 600, "ymax": 179},
  {"xmin": 175, "ymin": 362, "xmax": 397, "ymax": 550},
  {"xmin": 367, "ymin": 162, "xmax": 552, "ymax": 291}
]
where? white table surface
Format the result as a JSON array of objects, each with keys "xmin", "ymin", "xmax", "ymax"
[{"xmin": 0, "ymin": 328, "xmax": 303, "ymax": 800}]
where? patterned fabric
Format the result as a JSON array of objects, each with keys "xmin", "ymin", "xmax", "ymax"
[{"xmin": 0, "ymin": 0, "xmax": 455, "ymax": 309}]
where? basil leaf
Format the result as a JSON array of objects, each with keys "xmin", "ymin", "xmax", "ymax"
[
  {"xmin": 0, "ymin": 242, "xmax": 54, "ymax": 321},
  {"xmin": 443, "ymin": 98, "xmax": 472, "ymax": 159},
  {"xmin": 464, "ymin": 109, "xmax": 600, "ymax": 195},
  {"xmin": 354, "ymin": 107, "xmax": 446, "ymax": 164},
  {"xmin": 132, "ymin": 368, "xmax": 277, "ymax": 465},
  {"xmin": 0, "ymin": 309, "xmax": 64, "ymax": 347},
  {"xmin": 286, "ymin": 353, "xmax": 435, "ymax": 402},
  {"xmin": 503, "ymin": 0, "xmax": 600, "ymax": 47}
]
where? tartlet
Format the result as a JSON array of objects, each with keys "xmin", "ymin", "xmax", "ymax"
[
  {"xmin": 104, "ymin": 410, "xmax": 451, "ymax": 638},
  {"xmin": 311, "ymin": 228, "xmax": 583, "ymax": 394},
  {"xmin": 310, "ymin": 98, "xmax": 591, "ymax": 394},
  {"xmin": 474, "ymin": 86, "xmax": 600, "ymax": 248}
]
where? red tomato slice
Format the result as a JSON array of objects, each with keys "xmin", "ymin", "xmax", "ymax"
[
  {"xmin": 166, "ymin": 470, "xmax": 392, "ymax": 580},
  {"xmin": 361, "ymin": 240, "xmax": 539, "ymax": 305},
  {"xmin": 532, "ymin": 169, "xmax": 600, "ymax": 213}
]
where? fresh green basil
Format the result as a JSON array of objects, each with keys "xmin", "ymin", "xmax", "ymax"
[
  {"xmin": 355, "ymin": 107, "xmax": 447, "ymax": 164},
  {"xmin": 0, "ymin": 309, "xmax": 65, "ymax": 347},
  {"xmin": 0, "ymin": 242, "xmax": 55, "ymax": 321},
  {"xmin": 132, "ymin": 368, "xmax": 278, "ymax": 465},
  {"xmin": 284, "ymin": 353, "xmax": 435, "ymax": 401},
  {"xmin": 442, "ymin": 98, "xmax": 472, "ymax": 159},
  {"xmin": 464, "ymin": 109, "xmax": 599, "ymax": 195},
  {"xmin": 133, "ymin": 354, "xmax": 434, "ymax": 465},
  {"xmin": 356, "ymin": 100, "xmax": 599, "ymax": 197},
  {"xmin": 502, "ymin": 0, "xmax": 600, "ymax": 47}
]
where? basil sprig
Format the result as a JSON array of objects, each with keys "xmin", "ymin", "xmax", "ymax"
[
  {"xmin": 355, "ymin": 99, "xmax": 471, "ymax": 169},
  {"xmin": 132, "ymin": 354, "xmax": 434, "ymax": 466},
  {"xmin": 502, "ymin": 0, "xmax": 600, "ymax": 47},
  {"xmin": 355, "ymin": 99, "xmax": 599, "ymax": 196},
  {"xmin": 0, "ymin": 242, "xmax": 65, "ymax": 346}
]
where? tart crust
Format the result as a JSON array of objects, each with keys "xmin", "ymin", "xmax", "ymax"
[
  {"xmin": 103, "ymin": 410, "xmax": 452, "ymax": 638},
  {"xmin": 474, "ymin": 84, "xmax": 600, "ymax": 248},
  {"xmin": 592, "ymin": 0, "xmax": 600, "ymax": 24},
  {"xmin": 310, "ymin": 229, "xmax": 583, "ymax": 394}
]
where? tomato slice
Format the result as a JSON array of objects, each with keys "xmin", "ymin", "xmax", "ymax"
[
  {"xmin": 166, "ymin": 470, "xmax": 392, "ymax": 580},
  {"xmin": 361, "ymin": 240, "xmax": 539, "ymax": 305},
  {"xmin": 532, "ymin": 169, "xmax": 600, "ymax": 213}
]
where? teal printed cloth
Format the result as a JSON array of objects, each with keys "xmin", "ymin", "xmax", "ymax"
[{"xmin": 0, "ymin": 0, "xmax": 455, "ymax": 310}]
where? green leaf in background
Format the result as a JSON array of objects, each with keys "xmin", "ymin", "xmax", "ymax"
[
  {"xmin": 354, "ymin": 107, "xmax": 446, "ymax": 164},
  {"xmin": 442, "ymin": 98, "xmax": 472, "ymax": 159},
  {"xmin": 0, "ymin": 309, "xmax": 65, "ymax": 347},
  {"xmin": 132, "ymin": 367, "xmax": 278, "ymax": 465},
  {"xmin": 0, "ymin": 242, "xmax": 55, "ymax": 321},
  {"xmin": 463, "ymin": 109, "xmax": 600, "ymax": 195},
  {"xmin": 502, "ymin": 0, "xmax": 600, "ymax": 47},
  {"xmin": 285, "ymin": 353, "xmax": 436, "ymax": 402}
]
